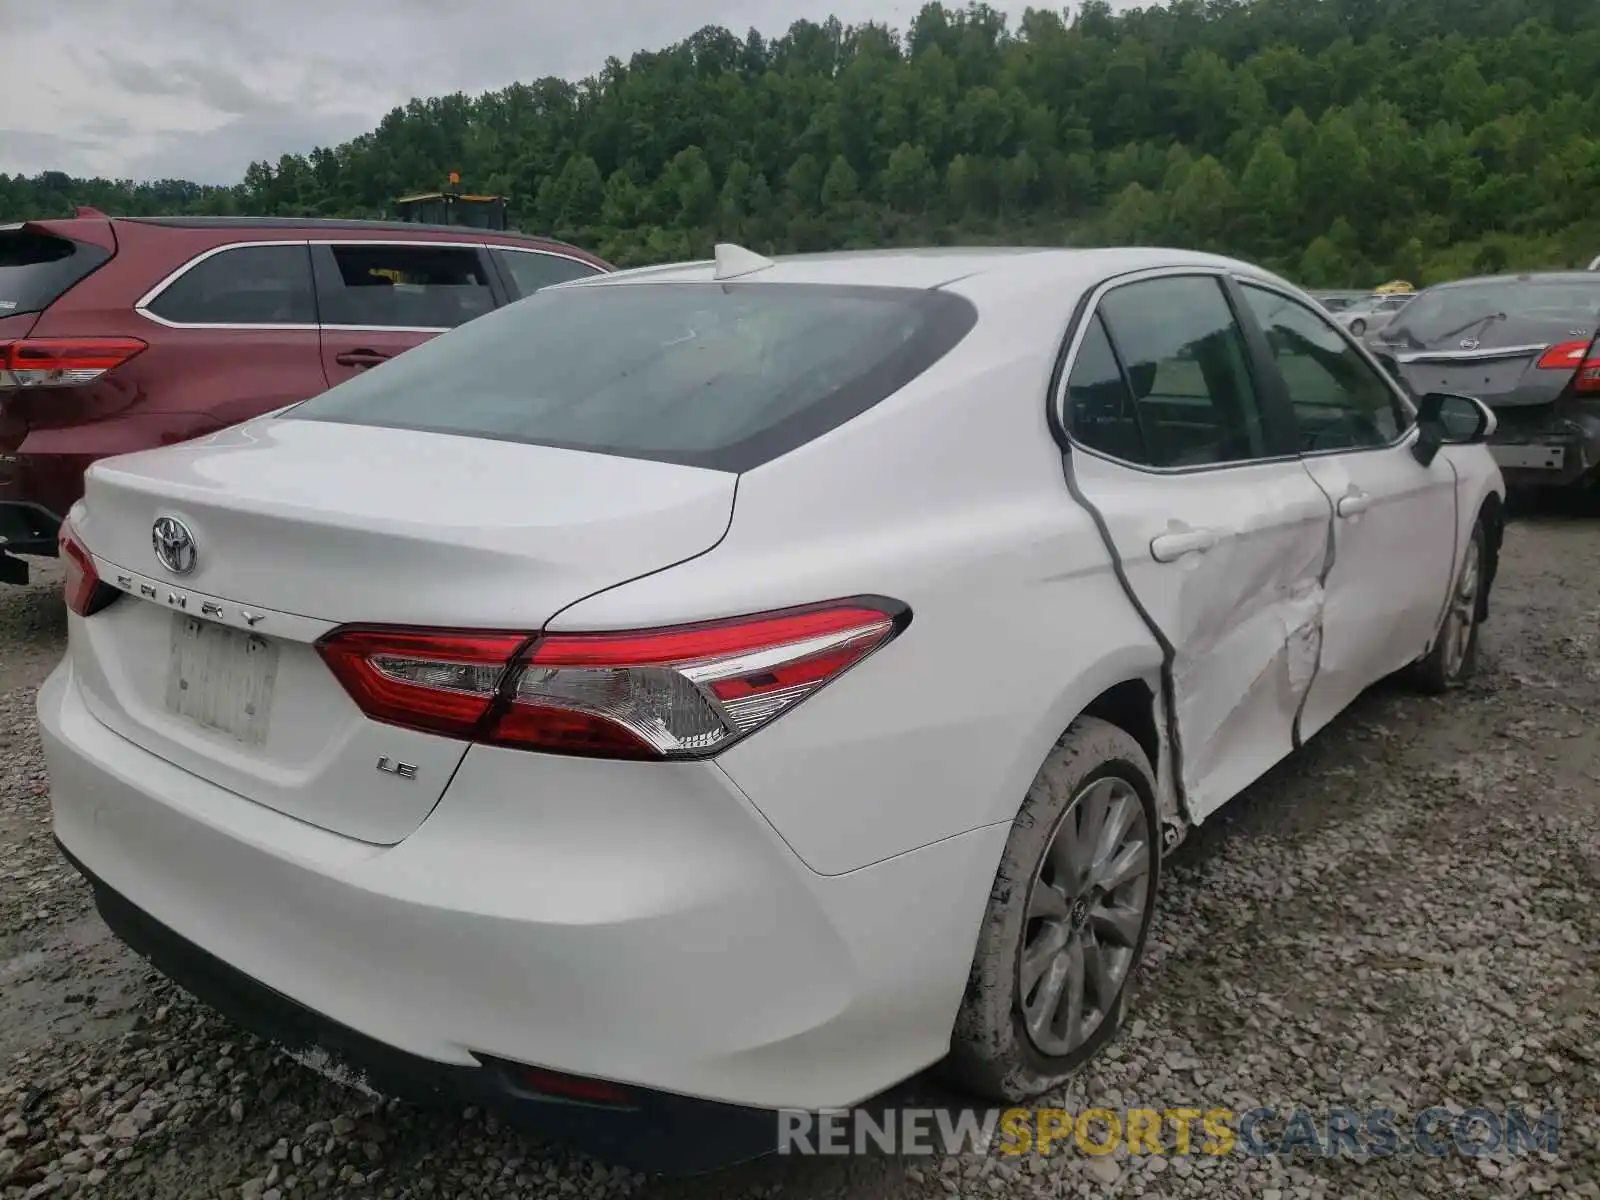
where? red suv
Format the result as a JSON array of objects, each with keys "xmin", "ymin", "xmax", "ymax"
[{"xmin": 0, "ymin": 213, "xmax": 611, "ymax": 584}]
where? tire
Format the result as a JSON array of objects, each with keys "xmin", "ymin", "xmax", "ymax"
[
  {"xmin": 1349, "ymin": 318, "xmax": 1367, "ymax": 336},
  {"xmin": 1411, "ymin": 517, "xmax": 1486, "ymax": 694},
  {"xmin": 943, "ymin": 717, "xmax": 1161, "ymax": 1102}
]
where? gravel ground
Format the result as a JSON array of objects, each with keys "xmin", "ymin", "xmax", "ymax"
[{"xmin": 2, "ymin": 507, "xmax": 1597, "ymax": 1200}]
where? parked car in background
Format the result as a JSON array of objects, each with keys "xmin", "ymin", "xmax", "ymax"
[
  {"xmin": 1373, "ymin": 271, "xmax": 1600, "ymax": 490},
  {"xmin": 1335, "ymin": 292, "xmax": 1413, "ymax": 338},
  {"xmin": 1588, "ymin": 254, "xmax": 1599, "ymax": 271},
  {"xmin": 41, "ymin": 243, "xmax": 1504, "ymax": 1171},
  {"xmin": 0, "ymin": 213, "xmax": 611, "ymax": 584},
  {"xmin": 1311, "ymin": 289, "xmax": 1368, "ymax": 313}
]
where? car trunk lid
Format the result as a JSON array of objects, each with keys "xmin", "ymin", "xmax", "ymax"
[
  {"xmin": 1383, "ymin": 290, "xmax": 1600, "ymax": 409},
  {"xmin": 69, "ymin": 416, "xmax": 738, "ymax": 844}
]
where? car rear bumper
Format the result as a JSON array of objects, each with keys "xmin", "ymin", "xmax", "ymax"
[
  {"xmin": 0, "ymin": 451, "xmax": 89, "ymax": 544},
  {"xmin": 38, "ymin": 656, "xmax": 1005, "ymax": 1159},
  {"xmin": 1487, "ymin": 407, "xmax": 1600, "ymax": 489},
  {"xmin": 55, "ymin": 836, "xmax": 774, "ymax": 1174},
  {"xmin": 0, "ymin": 498, "xmax": 60, "ymax": 568}
]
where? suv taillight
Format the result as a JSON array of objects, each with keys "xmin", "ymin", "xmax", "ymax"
[
  {"xmin": 316, "ymin": 600, "xmax": 908, "ymax": 760},
  {"xmin": 0, "ymin": 337, "xmax": 147, "ymax": 390},
  {"xmin": 58, "ymin": 521, "xmax": 120, "ymax": 617}
]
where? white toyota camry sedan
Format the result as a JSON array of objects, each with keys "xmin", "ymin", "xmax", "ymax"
[{"xmin": 40, "ymin": 244, "xmax": 1505, "ymax": 1170}]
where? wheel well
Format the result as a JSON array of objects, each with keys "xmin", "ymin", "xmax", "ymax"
[
  {"xmin": 1477, "ymin": 491, "xmax": 1505, "ymax": 623},
  {"xmin": 1081, "ymin": 679, "xmax": 1161, "ymax": 780}
]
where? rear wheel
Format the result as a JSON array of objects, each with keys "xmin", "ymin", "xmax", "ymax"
[
  {"xmin": 1412, "ymin": 518, "xmax": 1485, "ymax": 693},
  {"xmin": 1349, "ymin": 317, "xmax": 1368, "ymax": 335},
  {"xmin": 944, "ymin": 717, "xmax": 1160, "ymax": 1101}
]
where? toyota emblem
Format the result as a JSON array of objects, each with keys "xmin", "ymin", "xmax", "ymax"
[
  {"xmin": 1459, "ymin": 339, "xmax": 1480, "ymax": 351},
  {"xmin": 151, "ymin": 516, "xmax": 197, "ymax": 576}
]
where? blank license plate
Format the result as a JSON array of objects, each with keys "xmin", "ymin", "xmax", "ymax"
[
  {"xmin": 1490, "ymin": 444, "xmax": 1565, "ymax": 470},
  {"xmin": 165, "ymin": 615, "xmax": 279, "ymax": 744}
]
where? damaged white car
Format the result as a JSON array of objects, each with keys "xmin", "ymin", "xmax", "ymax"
[{"xmin": 40, "ymin": 245, "xmax": 1504, "ymax": 1170}]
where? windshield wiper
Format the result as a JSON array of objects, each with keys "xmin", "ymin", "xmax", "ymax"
[{"xmin": 1397, "ymin": 310, "xmax": 1508, "ymax": 350}]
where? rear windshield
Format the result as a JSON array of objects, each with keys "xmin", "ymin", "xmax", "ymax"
[
  {"xmin": 0, "ymin": 228, "xmax": 112, "ymax": 318},
  {"xmin": 1393, "ymin": 278, "xmax": 1600, "ymax": 344},
  {"xmin": 287, "ymin": 281, "xmax": 977, "ymax": 471}
]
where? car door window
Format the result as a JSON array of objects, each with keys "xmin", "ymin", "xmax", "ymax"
[
  {"xmin": 1065, "ymin": 312, "xmax": 1150, "ymax": 463},
  {"xmin": 1090, "ymin": 275, "xmax": 1270, "ymax": 468},
  {"xmin": 145, "ymin": 245, "xmax": 316, "ymax": 326},
  {"xmin": 318, "ymin": 244, "xmax": 494, "ymax": 330},
  {"xmin": 494, "ymin": 249, "xmax": 603, "ymax": 299},
  {"xmin": 1239, "ymin": 284, "xmax": 1406, "ymax": 452}
]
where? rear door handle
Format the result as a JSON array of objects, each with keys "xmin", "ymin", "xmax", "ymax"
[
  {"xmin": 1336, "ymin": 490, "xmax": 1372, "ymax": 518},
  {"xmin": 1150, "ymin": 524, "xmax": 1219, "ymax": 563},
  {"xmin": 334, "ymin": 349, "xmax": 391, "ymax": 368}
]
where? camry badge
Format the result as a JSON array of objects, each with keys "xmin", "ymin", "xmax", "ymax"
[{"xmin": 151, "ymin": 516, "xmax": 197, "ymax": 576}]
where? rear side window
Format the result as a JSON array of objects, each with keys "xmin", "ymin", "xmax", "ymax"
[
  {"xmin": 0, "ymin": 229, "xmax": 111, "ymax": 318},
  {"xmin": 145, "ymin": 244, "xmax": 316, "ymax": 326},
  {"xmin": 494, "ymin": 249, "xmax": 603, "ymax": 298},
  {"xmin": 1095, "ymin": 276, "xmax": 1269, "ymax": 468},
  {"xmin": 1066, "ymin": 313, "xmax": 1147, "ymax": 463},
  {"xmin": 316, "ymin": 243, "xmax": 494, "ymax": 330},
  {"xmin": 288, "ymin": 282, "xmax": 978, "ymax": 471}
]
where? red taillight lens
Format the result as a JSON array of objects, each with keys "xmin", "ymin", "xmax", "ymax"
[
  {"xmin": 315, "ymin": 628, "xmax": 532, "ymax": 739},
  {"xmin": 1536, "ymin": 339, "xmax": 1600, "ymax": 393},
  {"xmin": 1536, "ymin": 340, "xmax": 1591, "ymax": 370},
  {"xmin": 315, "ymin": 600, "xmax": 907, "ymax": 760},
  {"xmin": 58, "ymin": 521, "xmax": 119, "ymax": 618},
  {"xmin": 0, "ymin": 337, "xmax": 147, "ymax": 390}
]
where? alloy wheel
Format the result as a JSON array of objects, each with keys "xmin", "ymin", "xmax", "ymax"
[
  {"xmin": 1440, "ymin": 536, "xmax": 1482, "ymax": 680},
  {"xmin": 1018, "ymin": 775, "xmax": 1152, "ymax": 1057}
]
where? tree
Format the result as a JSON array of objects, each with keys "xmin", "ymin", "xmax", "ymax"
[
  {"xmin": 821, "ymin": 156, "xmax": 860, "ymax": 208},
  {"xmin": 881, "ymin": 142, "xmax": 936, "ymax": 212},
  {"xmin": 5, "ymin": 2, "xmax": 1595, "ymax": 290}
]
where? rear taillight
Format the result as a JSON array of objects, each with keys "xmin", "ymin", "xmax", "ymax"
[
  {"xmin": 0, "ymin": 337, "xmax": 147, "ymax": 390},
  {"xmin": 58, "ymin": 521, "xmax": 119, "ymax": 618},
  {"xmin": 1536, "ymin": 339, "xmax": 1600, "ymax": 392},
  {"xmin": 315, "ymin": 628, "xmax": 532, "ymax": 740},
  {"xmin": 315, "ymin": 599, "xmax": 907, "ymax": 760}
]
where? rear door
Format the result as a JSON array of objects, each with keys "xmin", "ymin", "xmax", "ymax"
[
  {"xmin": 1061, "ymin": 270, "xmax": 1334, "ymax": 821},
  {"xmin": 312, "ymin": 241, "xmax": 502, "ymax": 384},
  {"xmin": 130, "ymin": 242, "xmax": 330, "ymax": 431},
  {"xmin": 1235, "ymin": 281, "xmax": 1457, "ymax": 743}
]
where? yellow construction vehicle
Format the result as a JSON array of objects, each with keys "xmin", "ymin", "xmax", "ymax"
[{"xmin": 394, "ymin": 173, "xmax": 509, "ymax": 230}]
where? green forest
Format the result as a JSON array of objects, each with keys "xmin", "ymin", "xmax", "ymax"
[{"xmin": 4, "ymin": 0, "xmax": 1600, "ymax": 287}]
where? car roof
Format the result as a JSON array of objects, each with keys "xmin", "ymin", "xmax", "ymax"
[
  {"xmin": 561, "ymin": 245, "xmax": 1281, "ymax": 296},
  {"xmin": 117, "ymin": 214, "xmax": 575, "ymax": 244},
  {"xmin": 20, "ymin": 214, "xmax": 596, "ymax": 258},
  {"xmin": 1428, "ymin": 270, "xmax": 1600, "ymax": 290}
]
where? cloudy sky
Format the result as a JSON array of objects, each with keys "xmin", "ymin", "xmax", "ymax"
[{"xmin": 4, "ymin": 0, "xmax": 1144, "ymax": 186}]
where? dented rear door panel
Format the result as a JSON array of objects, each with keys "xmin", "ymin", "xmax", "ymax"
[{"xmin": 1070, "ymin": 451, "xmax": 1333, "ymax": 822}]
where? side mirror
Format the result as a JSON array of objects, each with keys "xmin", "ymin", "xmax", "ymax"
[{"xmin": 1411, "ymin": 391, "xmax": 1496, "ymax": 466}]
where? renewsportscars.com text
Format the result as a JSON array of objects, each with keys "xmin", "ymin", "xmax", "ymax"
[{"xmin": 776, "ymin": 1105, "xmax": 1561, "ymax": 1159}]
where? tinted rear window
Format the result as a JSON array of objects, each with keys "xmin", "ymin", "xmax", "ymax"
[
  {"xmin": 1395, "ymin": 279, "xmax": 1600, "ymax": 344},
  {"xmin": 0, "ymin": 229, "xmax": 111, "ymax": 318},
  {"xmin": 287, "ymin": 281, "xmax": 977, "ymax": 471}
]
